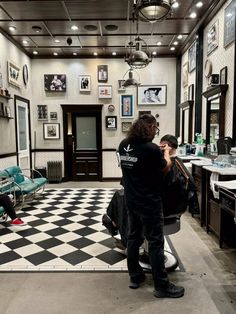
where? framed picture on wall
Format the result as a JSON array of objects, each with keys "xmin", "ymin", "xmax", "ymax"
[
  {"xmin": 37, "ymin": 105, "xmax": 48, "ymax": 120},
  {"xmin": 44, "ymin": 74, "xmax": 66, "ymax": 92},
  {"xmin": 188, "ymin": 41, "xmax": 196, "ymax": 73},
  {"xmin": 224, "ymin": 1, "xmax": 235, "ymax": 47},
  {"xmin": 138, "ymin": 85, "xmax": 167, "ymax": 105},
  {"xmin": 8, "ymin": 61, "xmax": 21, "ymax": 87},
  {"xmin": 105, "ymin": 116, "xmax": 117, "ymax": 130},
  {"xmin": 79, "ymin": 75, "xmax": 91, "ymax": 92},
  {"xmin": 121, "ymin": 121, "xmax": 132, "ymax": 132},
  {"xmin": 182, "ymin": 62, "xmax": 188, "ymax": 87},
  {"xmin": 220, "ymin": 66, "xmax": 228, "ymax": 84},
  {"xmin": 43, "ymin": 123, "xmax": 60, "ymax": 140},
  {"xmin": 98, "ymin": 85, "xmax": 112, "ymax": 98},
  {"xmin": 50, "ymin": 112, "xmax": 57, "ymax": 120},
  {"xmin": 138, "ymin": 110, "xmax": 151, "ymax": 118},
  {"xmin": 97, "ymin": 65, "xmax": 108, "ymax": 82},
  {"xmin": 207, "ymin": 20, "xmax": 219, "ymax": 55},
  {"xmin": 120, "ymin": 95, "xmax": 133, "ymax": 118},
  {"xmin": 118, "ymin": 80, "xmax": 126, "ymax": 90}
]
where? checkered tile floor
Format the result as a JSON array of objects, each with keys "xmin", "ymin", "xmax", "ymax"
[{"xmin": 0, "ymin": 188, "xmax": 182, "ymax": 272}]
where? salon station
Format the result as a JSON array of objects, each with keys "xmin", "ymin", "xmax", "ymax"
[{"xmin": 0, "ymin": 1, "xmax": 236, "ymax": 313}]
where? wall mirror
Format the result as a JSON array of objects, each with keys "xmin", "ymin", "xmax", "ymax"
[
  {"xmin": 178, "ymin": 100, "xmax": 194, "ymax": 144},
  {"xmin": 202, "ymin": 85, "xmax": 228, "ymax": 154}
]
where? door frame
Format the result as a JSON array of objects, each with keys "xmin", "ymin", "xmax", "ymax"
[
  {"xmin": 14, "ymin": 95, "xmax": 32, "ymax": 168},
  {"xmin": 61, "ymin": 104, "xmax": 103, "ymax": 181}
]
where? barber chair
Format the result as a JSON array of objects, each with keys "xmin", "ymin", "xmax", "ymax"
[
  {"xmin": 0, "ymin": 206, "xmax": 8, "ymax": 223},
  {"xmin": 217, "ymin": 137, "xmax": 232, "ymax": 154}
]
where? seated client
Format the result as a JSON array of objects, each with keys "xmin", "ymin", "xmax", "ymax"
[{"xmin": 0, "ymin": 194, "xmax": 26, "ymax": 226}]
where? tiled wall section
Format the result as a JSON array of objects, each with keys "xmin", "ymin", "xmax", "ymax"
[
  {"xmin": 33, "ymin": 152, "xmax": 64, "ymax": 176},
  {"xmin": 0, "ymin": 156, "xmax": 18, "ymax": 170}
]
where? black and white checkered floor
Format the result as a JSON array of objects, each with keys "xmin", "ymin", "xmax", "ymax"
[{"xmin": 0, "ymin": 188, "xmax": 182, "ymax": 272}]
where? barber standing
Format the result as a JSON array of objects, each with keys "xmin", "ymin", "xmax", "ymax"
[{"xmin": 118, "ymin": 114, "xmax": 184, "ymax": 298}]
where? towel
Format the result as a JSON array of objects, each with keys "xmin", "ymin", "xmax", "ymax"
[{"xmin": 210, "ymin": 172, "xmax": 219, "ymax": 199}]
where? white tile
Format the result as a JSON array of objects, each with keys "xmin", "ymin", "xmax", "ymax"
[
  {"xmin": 81, "ymin": 243, "xmax": 109, "ymax": 256},
  {"xmin": 56, "ymin": 232, "xmax": 81, "ymax": 242},
  {"xmin": 86, "ymin": 232, "xmax": 110, "ymax": 242},
  {"xmin": 1, "ymin": 232, "xmax": 22, "ymax": 243},
  {"xmin": 34, "ymin": 223, "xmax": 58, "ymax": 232},
  {"xmin": 26, "ymin": 232, "xmax": 51, "ymax": 243},
  {"xmin": 48, "ymin": 243, "xmax": 77, "ymax": 256},
  {"xmin": 14, "ymin": 244, "xmax": 43, "ymax": 257}
]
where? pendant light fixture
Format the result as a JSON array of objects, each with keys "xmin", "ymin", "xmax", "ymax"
[{"xmin": 122, "ymin": 68, "xmax": 140, "ymax": 88}]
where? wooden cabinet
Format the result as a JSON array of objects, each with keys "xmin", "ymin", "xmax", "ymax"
[{"xmin": 192, "ymin": 164, "xmax": 206, "ymax": 226}]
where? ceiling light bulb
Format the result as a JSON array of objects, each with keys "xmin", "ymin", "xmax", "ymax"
[
  {"xmin": 54, "ymin": 39, "xmax": 60, "ymax": 43},
  {"xmin": 9, "ymin": 26, "xmax": 16, "ymax": 31},
  {"xmin": 53, "ymin": 52, "xmax": 58, "ymax": 56},
  {"xmin": 170, "ymin": 47, "xmax": 175, "ymax": 51},
  {"xmin": 112, "ymin": 52, "xmax": 117, "ymax": 56},
  {"xmin": 94, "ymin": 52, "xmax": 98, "ymax": 56},
  {"xmin": 172, "ymin": 2, "xmax": 179, "ymax": 9},
  {"xmin": 190, "ymin": 12, "xmax": 197, "ymax": 19},
  {"xmin": 173, "ymin": 41, "xmax": 178, "ymax": 45},
  {"xmin": 152, "ymin": 51, "xmax": 157, "ymax": 55},
  {"xmin": 71, "ymin": 25, "xmax": 78, "ymax": 31},
  {"xmin": 196, "ymin": 1, "xmax": 203, "ymax": 8},
  {"xmin": 33, "ymin": 51, "xmax": 38, "ymax": 55},
  {"xmin": 157, "ymin": 41, "xmax": 162, "ymax": 46},
  {"xmin": 73, "ymin": 52, "xmax": 77, "ymax": 56},
  {"xmin": 22, "ymin": 40, "xmax": 28, "ymax": 44},
  {"xmin": 177, "ymin": 34, "xmax": 183, "ymax": 39}
]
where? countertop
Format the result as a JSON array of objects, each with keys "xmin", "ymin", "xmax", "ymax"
[{"xmin": 203, "ymin": 165, "xmax": 236, "ymax": 175}]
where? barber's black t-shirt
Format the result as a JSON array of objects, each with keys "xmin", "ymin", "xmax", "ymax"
[{"xmin": 118, "ymin": 138, "xmax": 167, "ymax": 210}]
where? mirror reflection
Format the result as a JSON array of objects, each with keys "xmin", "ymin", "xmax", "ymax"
[{"xmin": 209, "ymin": 97, "xmax": 219, "ymax": 153}]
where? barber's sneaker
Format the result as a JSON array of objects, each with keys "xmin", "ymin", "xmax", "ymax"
[
  {"xmin": 10, "ymin": 218, "xmax": 26, "ymax": 226},
  {"xmin": 154, "ymin": 282, "xmax": 185, "ymax": 298},
  {"xmin": 129, "ymin": 273, "xmax": 146, "ymax": 289}
]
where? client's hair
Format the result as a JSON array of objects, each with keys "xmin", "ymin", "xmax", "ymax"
[
  {"xmin": 127, "ymin": 114, "xmax": 156, "ymax": 143},
  {"xmin": 160, "ymin": 134, "xmax": 178, "ymax": 149}
]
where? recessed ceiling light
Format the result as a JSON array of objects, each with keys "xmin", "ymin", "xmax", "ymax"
[
  {"xmin": 32, "ymin": 25, "xmax": 42, "ymax": 33},
  {"xmin": 172, "ymin": 1, "xmax": 179, "ymax": 9},
  {"xmin": 190, "ymin": 12, "xmax": 197, "ymax": 19},
  {"xmin": 73, "ymin": 52, "xmax": 77, "ymax": 56},
  {"xmin": 196, "ymin": 1, "xmax": 203, "ymax": 8},
  {"xmin": 93, "ymin": 52, "xmax": 98, "ymax": 56},
  {"xmin": 84, "ymin": 25, "xmax": 98, "ymax": 31},
  {"xmin": 170, "ymin": 47, "xmax": 175, "ymax": 51},
  {"xmin": 112, "ymin": 52, "xmax": 117, "ymax": 56},
  {"xmin": 173, "ymin": 41, "xmax": 178, "ymax": 45},
  {"xmin": 157, "ymin": 41, "xmax": 162, "ymax": 46},
  {"xmin": 71, "ymin": 25, "xmax": 78, "ymax": 31},
  {"xmin": 33, "ymin": 51, "xmax": 38, "ymax": 55},
  {"xmin": 54, "ymin": 39, "xmax": 60, "ymax": 43},
  {"xmin": 105, "ymin": 24, "xmax": 118, "ymax": 31},
  {"xmin": 22, "ymin": 40, "xmax": 28, "ymax": 45},
  {"xmin": 177, "ymin": 34, "xmax": 183, "ymax": 39},
  {"xmin": 152, "ymin": 51, "xmax": 157, "ymax": 55},
  {"xmin": 53, "ymin": 52, "xmax": 58, "ymax": 56},
  {"xmin": 9, "ymin": 26, "xmax": 16, "ymax": 32}
]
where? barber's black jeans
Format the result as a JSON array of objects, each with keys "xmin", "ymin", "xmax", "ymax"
[
  {"xmin": 127, "ymin": 208, "xmax": 169, "ymax": 288},
  {"xmin": 0, "ymin": 194, "xmax": 17, "ymax": 220}
]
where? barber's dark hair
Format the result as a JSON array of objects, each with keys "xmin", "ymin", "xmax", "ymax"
[
  {"xmin": 160, "ymin": 134, "xmax": 178, "ymax": 149},
  {"xmin": 127, "ymin": 114, "xmax": 156, "ymax": 143}
]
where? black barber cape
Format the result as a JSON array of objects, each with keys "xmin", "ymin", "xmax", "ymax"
[{"xmin": 118, "ymin": 138, "xmax": 167, "ymax": 211}]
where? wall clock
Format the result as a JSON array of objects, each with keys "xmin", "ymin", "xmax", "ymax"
[{"xmin": 23, "ymin": 64, "xmax": 28, "ymax": 85}]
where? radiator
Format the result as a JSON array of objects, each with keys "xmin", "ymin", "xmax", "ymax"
[{"xmin": 47, "ymin": 161, "xmax": 62, "ymax": 183}]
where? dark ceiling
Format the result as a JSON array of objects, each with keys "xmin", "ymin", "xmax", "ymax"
[{"xmin": 0, "ymin": 0, "xmax": 226, "ymax": 59}]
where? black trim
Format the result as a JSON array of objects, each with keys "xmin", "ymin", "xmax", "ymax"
[
  {"xmin": 232, "ymin": 30, "xmax": 236, "ymax": 145},
  {"xmin": 102, "ymin": 178, "xmax": 121, "ymax": 182},
  {"xmin": 33, "ymin": 149, "xmax": 64, "ymax": 152},
  {"xmin": 102, "ymin": 148, "xmax": 117, "ymax": 152},
  {"xmin": 175, "ymin": 56, "xmax": 181, "ymax": 137},
  {"xmin": 0, "ymin": 152, "xmax": 17, "ymax": 158}
]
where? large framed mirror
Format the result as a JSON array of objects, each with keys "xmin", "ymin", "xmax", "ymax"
[
  {"xmin": 202, "ymin": 85, "xmax": 228, "ymax": 154},
  {"xmin": 178, "ymin": 100, "xmax": 194, "ymax": 144}
]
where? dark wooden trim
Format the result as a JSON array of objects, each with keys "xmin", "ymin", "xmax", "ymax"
[
  {"xmin": 0, "ymin": 152, "xmax": 17, "ymax": 159},
  {"xmin": 102, "ymin": 177, "xmax": 121, "ymax": 182},
  {"xmin": 102, "ymin": 148, "xmax": 117, "ymax": 152},
  {"xmin": 178, "ymin": 101, "xmax": 194, "ymax": 144},
  {"xmin": 175, "ymin": 56, "xmax": 181, "ymax": 137},
  {"xmin": 232, "ymin": 35, "xmax": 236, "ymax": 146},
  {"xmin": 32, "ymin": 149, "xmax": 64, "ymax": 152},
  {"xmin": 202, "ymin": 85, "xmax": 228, "ymax": 98}
]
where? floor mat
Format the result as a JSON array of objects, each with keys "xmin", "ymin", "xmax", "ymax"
[{"xmin": 0, "ymin": 188, "xmax": 184, "ymax": 272}]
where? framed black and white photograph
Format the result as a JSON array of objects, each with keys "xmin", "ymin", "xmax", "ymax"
[
  {"xmin": 138, "ymin": 110, "xmax": 151, "ymax": 118},
  {"xmin": 97, "ymin": 65, "xmax": 108, "ymax": 82},
  {"xmin": 120, "ymin": 95, "xmax": 133, "ymax": 118},
  {"xmin": 138, "ymin": 85, "xmax": 167, "ymax": 105},
  {"xmin": 118, "ymin": 80, "xmax": 126, "ymax": 90},
  {"xmin": 22, "ymin": 64, "xmax": 29, "ymax": 86},
  {"xmin": 50, "ymin": 112, "xmax": 58, "ymax": 120},
  {"xmin": 207, "ymin": 20, "xmax": 219, "ymax": 55},
  {"xmin": 188, "ymin": 41, "xmax": 196, "ymax": 72},
  {"xmin": 44, "ymin": 74, "xmax": 66, "ymax": 92},
  {"xmin": 182, "ymin": 62, "xmax": 188, "ymax": 87},
  {"xmin": 188, "ymin": 84, "xmax": 194, "ymax": 101},
  {"xmin": 121, "ymin": 121, "xmax": 132, "ymax": 132},
  {"xmin": 43, "ymin": 123, "xmax": 60, "ymax": 140},
  {"xmin": 105, "ymin": 116, "xmax": 117, "ymax": 130},
  {"xmin": 220, "ymin": 66, "xmax": 228, "ymax": 85},
  {"xmin": 8, "ymin": 61, "xmax": 20, "ymax": 87},
  {"xmin": 98, "ymin": 85, "xmax": 112, "ymax": 98},
  {"xmin": 37, "ymin": 105, "xmax": 48, "ymax": 120},
  {"xmin": 79, "ymin": 75, "xmax": 91, "ymax": 92},
  {"xmin": 224, "ymin": 1, "xmax": 235, "ymax": 47}
]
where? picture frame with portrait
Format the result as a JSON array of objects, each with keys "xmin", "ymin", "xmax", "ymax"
[
  {"xmin": 8, "ymin": 61, "xmax": 21, "ymax": 88},
  {"xmin": 37, "ymin": 105, "xmax": 48, "ymax": 121},
  {"xmin": 44, "ymin": 74, "xmax": 66, "ymax": 92},
  {"xmin": 224, "ymin": 1, "xmax": 235, "ymax": 48},
  {"xmin": 138, "ymin": 85, "xmax": 167, "ymax": 105},
  {"xmin": 207, "ymin": 20, "xmax": 219, "ymax": 55},
  {"xmin": 98, "ymin": 85, "xmax": 112, "ymax": 98},
  {"xmin": 97, "ymin": 65, "xmax": 108, "ymax": 82},
  {"xmin": 105, "ymin": 116, "xmax": 117, "ymax": 130},
  {"xmin": 121, "ymin": 121, "xmax": 132, "ymax": 132},
  {"xmin": 120, "ymin": 95, "xmax": 133, "ymax": 118},
  {"xmin": 118, "ymin": 80, "xmax": 126, "ymax": 91},
  {"xmin": 50, "ymin": 112, "xmax": 57, "ymax": 120},
  {"xmin": 79, "ymin": 75, "xmax": 91, "ymax": 92},
  {"xmin": 182, "ymin": 62, "xmax": 188, "ymax": 87},
  {"xmin": 188, "ymin": 41, "xmax": 196, "ymax": 73},
  {"xmin": 43, "ymin": 123, "xmax": 60, "ymax": 140}
]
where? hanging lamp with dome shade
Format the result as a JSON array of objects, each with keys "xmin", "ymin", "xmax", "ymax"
[
  {"xmin": 122, "ymin": 68, "xmax": 141, "ymax": 88},
  {"xmin": 134, "ymin": 0, "xmax": 174, "ymax": 23},
  {"xmin": 125, "ymin": 36, "xmax": 152, "ymax": 69}
]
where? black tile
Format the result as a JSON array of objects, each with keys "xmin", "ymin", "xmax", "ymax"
[
  {"xmin": 17, "ymin": 228, "xmax": 41, "ymax": 237},
  {"xmin": 60, "ymin": 250, "xmax": 92, "ymax": 265},
  {"xmin": 85, "ymin": 206, "xmax": 102, "ymax": 211},
  {"xmin": 74, "ymin": 227, "xmax": 96, "ymax": 237},
  {"xmin": 99, "ymin": 238, "xmax": 116, "ymax": 249},
  {"xmin": 82, "ymin": 211, "xmax": 100, "ymax": 218},
  {"xmin": 45, "ymin": 227, "xmax": 68, "ymax": 237},
  {"xmin": 68, "ymin": 238, "xmax": 94, "ymax": 249},
  {"xmin": 0, "ymin": 251, "xmax": 22, "ymax": 265},
  {"xmin": 97, "ymin": 250, "xmax": 126, "ymax": 265},
  {"xmin": 0, "ymin": 228, "xmax": 12, "ymax": 236},
  {"xmin": 36, "ymin": 212, "xmax": 54, "ymax": 219},
  {"xmin": 53, "ymin": 219, "xmax": 73, "ymax": 227},
  {"xmin": 25, "ymin": 250, "xmax": 57, "ymax": 265},
  {"xmin": 58, "ymin": 212, "xmax": 77, "ymax": 219},
  {"xmin": 5, "ymin": 238, "xmax": 32, "ymax": 250},
  {"xmin": 36, "ymin": 238, "xmax": 63, "ymax": 249},
  {"xmin": 28, "ymin": 219, "xmax": 47, "ymax": 227},
  {"xmin": 79, "ymin": 218, "xmax": 98, "ymax": 226}
]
